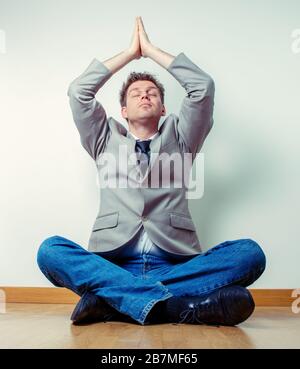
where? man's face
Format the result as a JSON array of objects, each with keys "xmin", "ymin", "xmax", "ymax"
[{"xmin": 121, "ymin": 80, "xmax": 166, "ymax": 126}]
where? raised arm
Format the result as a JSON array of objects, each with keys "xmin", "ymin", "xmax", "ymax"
[
  {"xmin": 67, "ymin": 18, "xmax": 141, "ymax": 160},
  {"xmin": 138, "ymin": 16, "xmax": 215, "ymax": 158},
  {"xmin": 167, "ymin": 53, "xmax": 215, "ymax": 158}
]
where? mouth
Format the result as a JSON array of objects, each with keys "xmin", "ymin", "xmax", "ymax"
[{"xmin": 139, "ymin": 103, "xmax": 152, "ymax": 107}]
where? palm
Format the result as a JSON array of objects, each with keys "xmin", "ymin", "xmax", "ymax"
[
  {"xmin": 129, "ymin": 16, "xmax": 152, "ymax": 60},
  {"xmin": 129, "ymin": 17, "xmax": 142, "ymax": 60},
  {"xmin": 138, "ymin": 17, "xmax": 151, "ymax": 57}
]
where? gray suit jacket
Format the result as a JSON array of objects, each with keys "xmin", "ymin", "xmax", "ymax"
[{"xmin": 67, "ymin": 52, "xmax": 215, "ymax": 257}]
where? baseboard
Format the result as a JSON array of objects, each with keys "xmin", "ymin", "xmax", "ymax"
[
  {"xmin": 0, "ymin": 287, "xmax": 296, "ymax": 306},
  {"xmin": 1, "ymin": 287, "xmax": 80, "ymax": 304}
]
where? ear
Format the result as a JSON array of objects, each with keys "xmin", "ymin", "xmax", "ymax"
[
  {"xmin": 121, "ymin": 106, "xmax": 128, "ymax": 119},
  {"xmin": 161, "ymin": 105, "xmax": 166, "ymax": 116}
]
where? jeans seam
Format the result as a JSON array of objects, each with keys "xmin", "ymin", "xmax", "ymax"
[{"xmin": 137, "ymin": 285, "xmax": 173, "ymax": 325}]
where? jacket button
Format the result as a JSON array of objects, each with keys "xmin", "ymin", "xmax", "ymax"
[{"xmin": 141, "ymin": 216, "xmax": 148, "ymax": 221}]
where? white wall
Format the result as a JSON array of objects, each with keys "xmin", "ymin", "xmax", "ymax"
[{"xmin": 0, "ymin": 0, "xmax": 299, "ymax": 288}]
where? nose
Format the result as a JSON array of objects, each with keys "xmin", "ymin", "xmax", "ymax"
[{"xmin": 141, "ymin": 93, "xmax": 150, "ymax": 101}]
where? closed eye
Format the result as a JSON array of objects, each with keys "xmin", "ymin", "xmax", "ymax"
[{"xmin": 133, "ymin": 93, "xmax": 157, "ymax": 97}]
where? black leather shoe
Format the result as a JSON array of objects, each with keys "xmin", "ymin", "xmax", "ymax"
[
  {"xmin": 165, "ymin": 286, "xmax": 255, "ymax": 326},
  {"xmin": 71, "ymin": 291, "xmax": 133, "ymax": 325}
]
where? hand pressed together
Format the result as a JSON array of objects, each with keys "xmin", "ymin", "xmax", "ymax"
[{"xmin": 128, "ymin": 16, "xmax": 154, "ymax": 60}]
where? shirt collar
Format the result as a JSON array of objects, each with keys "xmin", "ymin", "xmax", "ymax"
[{"xmin": 129, "ymin": 130, "xmax": 159, "ymax": 141}]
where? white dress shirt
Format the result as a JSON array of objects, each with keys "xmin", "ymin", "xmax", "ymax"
[{"xmin": 114, "ymin": 130, "xmax": 172, "ymax": 259}]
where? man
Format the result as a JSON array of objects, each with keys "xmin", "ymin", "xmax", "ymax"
[{"xmin": 37, "ymin": 17, "xmax": 266, "ymax": 326}]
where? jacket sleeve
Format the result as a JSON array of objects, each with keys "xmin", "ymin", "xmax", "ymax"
[
  {"xmin": 166, "ymin": 52, "xmax": 215, "ymax": 158},
  {"xmin": 67, "ymin": 58, "xmax": 113, "ymax": 161}
]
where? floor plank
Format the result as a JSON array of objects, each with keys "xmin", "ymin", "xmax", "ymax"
[{"xmin": 0, "ymin": 304, "xmax": 299, "ymax": 349}]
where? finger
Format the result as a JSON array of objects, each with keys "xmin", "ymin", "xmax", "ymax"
[
  {"xmin": 134, "ymin": 18, "xmax": 139, "ymax": 36},
  {"xmin": 139, "ymin": 16, "xmax": 146, "ymax": 30},
  {"xmin": 138, "ymin": 16, "xmax": 145, "ymax": 32}
]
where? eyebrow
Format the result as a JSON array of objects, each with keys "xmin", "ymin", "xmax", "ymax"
[{"xmin": 128, "ymin": 86, "xmax": 158, "ymax": 94}]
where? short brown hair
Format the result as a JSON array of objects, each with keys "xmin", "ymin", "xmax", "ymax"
[{"xmin": 119, "ymin": 72, "xmax": 165, "ymax": 109}]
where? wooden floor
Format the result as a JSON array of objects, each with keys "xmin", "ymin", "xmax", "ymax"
[{"xmin": 0, "ymin": 303, "xmax": 299, "ymax": 349}]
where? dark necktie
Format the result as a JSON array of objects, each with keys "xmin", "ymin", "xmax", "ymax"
[{"xmin": 135, "ymin": 140, "xmax": 151, "ymax": 177}]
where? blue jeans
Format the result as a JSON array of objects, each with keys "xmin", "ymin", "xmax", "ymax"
[{"xmin": 36, "ymin": 236, "xmax": 266, "ymax": 325}]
